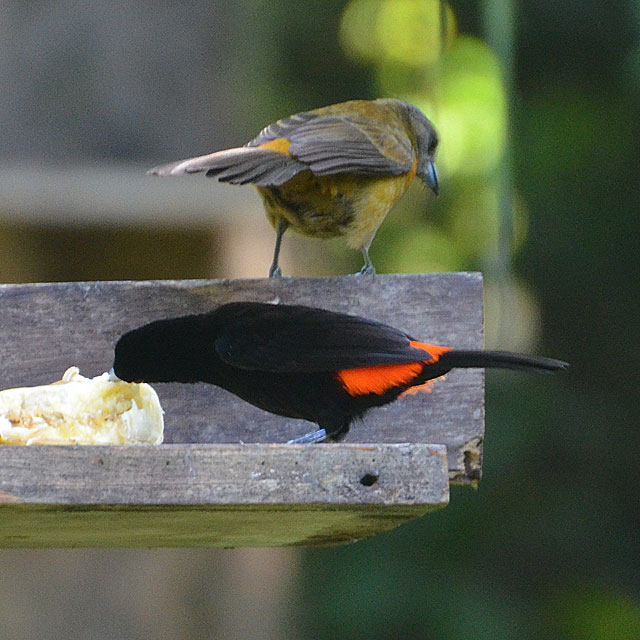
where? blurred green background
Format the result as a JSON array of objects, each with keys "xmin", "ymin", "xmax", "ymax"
[{"xmin": 0, "ymin": 1, "xmax": 638, "ymax": 638}]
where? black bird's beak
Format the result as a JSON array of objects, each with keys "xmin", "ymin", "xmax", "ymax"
[{"xmin": 424, "ymin": 160, "xmax": 439, "ymax": 196}]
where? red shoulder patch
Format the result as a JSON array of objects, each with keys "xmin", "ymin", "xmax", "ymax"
[
  {"xmin": 336, "ymin": 341, "xmax": 451, "ymax": 397},
  {"xmin": 408, "ymin": 340, "xmax": 451, "ymax": 360}
]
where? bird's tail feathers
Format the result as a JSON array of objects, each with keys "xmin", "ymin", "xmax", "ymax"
[
  {"xmin": 148, "ymin": 147, "xmax": 306, "ymax": 186},
  {"xmin": 439, "ymin": 350, "xmax": 568, "ymax": 374}
]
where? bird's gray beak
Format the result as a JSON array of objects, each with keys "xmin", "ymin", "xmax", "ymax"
[{"xmin": 424, "ymin": 160, "xmax": 439, "ymax": 196}]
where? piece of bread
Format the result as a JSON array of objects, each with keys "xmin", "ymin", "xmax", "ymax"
[{"xmin": 0, "ymin": 367, "xmax": 164, "ymax": 445}]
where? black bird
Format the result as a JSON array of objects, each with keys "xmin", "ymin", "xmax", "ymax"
[{"xmin": 113, "ymin": 302, "xmax": 568, "ymax": 443}]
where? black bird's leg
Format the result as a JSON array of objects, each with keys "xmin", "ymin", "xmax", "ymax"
[
  {"xmin": 269, "ymin": 220, "xmax": 289, "ymax": 278},
  {"xmin": 286, "ymin": 419, "xmax": 351, "ymax": 444},
  {"xmin": 287, "ymin": 429, "xmax": 327, "ymax": 444}
]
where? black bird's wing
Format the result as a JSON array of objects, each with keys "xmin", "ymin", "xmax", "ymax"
[
  {"xmin": 212, "ymin": 302, "xmax": 425, "ymax": 372},
  {"xmin": 148, "ymin": 107, "xmax": 415, "ymax": 186}
]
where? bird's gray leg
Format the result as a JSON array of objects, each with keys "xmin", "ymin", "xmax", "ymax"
[
  {"xmin": 286, "ymin": 418, "xmax": 351, "ymax": 444},
  {"xmin": 358, "ymin": 247, "xmax": 376, "ymax": 276},
  {"xmin": 269, "ymin": 220, "xmax": 289, "ymax": 278},
  {"xmin": 287, "ymin": 428, "xmax": 327, "ymax": 444},
  {"xmin": 355, "ymin": 231, "xmax": 376, "ymax": 276}
]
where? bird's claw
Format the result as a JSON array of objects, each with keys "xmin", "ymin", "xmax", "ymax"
[{"xmin": 354, "ymin": 264, "xmax": 376, "ymax": 276}]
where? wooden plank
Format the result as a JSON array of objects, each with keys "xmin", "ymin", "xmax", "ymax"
[
  {"xmin": 0, "ymin": 274, "xmax": 484, "ymax": 481},
  {"xmin": 0, "ymin": 443, "xmax": 448, "ymax": 548}
]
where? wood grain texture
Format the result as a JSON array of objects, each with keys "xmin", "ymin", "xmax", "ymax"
[
  {"xmin": 0, "ymin": 274, "xmax": 483, "ymax": 546},
  {"xmin": 0, "ymin": 274, "xmax": 484, "ymax": 481},
  {"xmin": 0, "ymin": 443, "xmax": 448, "ymax": 548}
]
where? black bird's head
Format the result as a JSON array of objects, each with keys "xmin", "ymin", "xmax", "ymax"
[
  {"xmin": 396, "ymin": 100, "xmax": 440, "ymax": 196},
  {"xmin": 113, "ymin": 314, "xmax": 214, "ymax": 384}
]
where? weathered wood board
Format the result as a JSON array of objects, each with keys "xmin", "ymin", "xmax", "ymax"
[
  {"xmin": 0, "ymin": 274, "xmax": 483, "ymax": 547},
  {"xmin": 0, "ymin": 274, "xmax": 484, "ymax": 480},
  {"xmin": 0, "ymin": 443, "xmax": 449, "ymax": 548}
]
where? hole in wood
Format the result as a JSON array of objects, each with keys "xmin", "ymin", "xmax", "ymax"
[{"xmin": 360, "ymin": 473, "xmax": 379, "ymax": 487}]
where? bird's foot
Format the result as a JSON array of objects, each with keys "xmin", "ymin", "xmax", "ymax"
[
  {"xmin": 287, "ymin": 428, "xmax": 327, "ymax": 444},
  {"xmin": 268, "ymin": 265, "xmax": 283, "ymax": 278},
  {"xmin": 353, "ymin": 264, "xmax": 376, "ymax": 277}
]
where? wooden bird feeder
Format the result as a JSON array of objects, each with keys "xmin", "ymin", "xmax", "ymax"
[{"xmin": 0, "ymin": 273, "xmax": 484, "ymax": 547}]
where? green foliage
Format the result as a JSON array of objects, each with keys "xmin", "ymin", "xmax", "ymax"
[{"xmin": 290, "ymin": 2, "xmax": 640, "ymax": 637}]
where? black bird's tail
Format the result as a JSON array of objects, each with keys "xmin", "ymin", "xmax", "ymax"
[{"xmin": 438, "ymin": 350, "xmax": 569, "ymax": 374}]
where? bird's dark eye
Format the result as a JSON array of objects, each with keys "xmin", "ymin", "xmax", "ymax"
[{"xmin": 428, "ymin": 137, "xmax": 439, "ymax": 154}]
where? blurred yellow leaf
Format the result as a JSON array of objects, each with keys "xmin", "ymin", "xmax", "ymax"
[{"xmin": 340, "ymin": 0, "xmax": 456, "ymax": 66}]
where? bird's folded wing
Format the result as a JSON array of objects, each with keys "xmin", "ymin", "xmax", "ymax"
[
  {"xmin": 149, "ymin": 112, "xmax": 415, "ymax": 186},
  {"xmin": 212, "ymin": 303, "xmax": 424, "ymax": 372},
  {"xmin": 248, "ymin": 111, "xmax": 415, "ymax": 177}
]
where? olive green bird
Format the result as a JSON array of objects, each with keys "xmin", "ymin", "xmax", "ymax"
[{"xmin": 149, "ymin": 98, "xmax": 439, "ymax": 276}]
